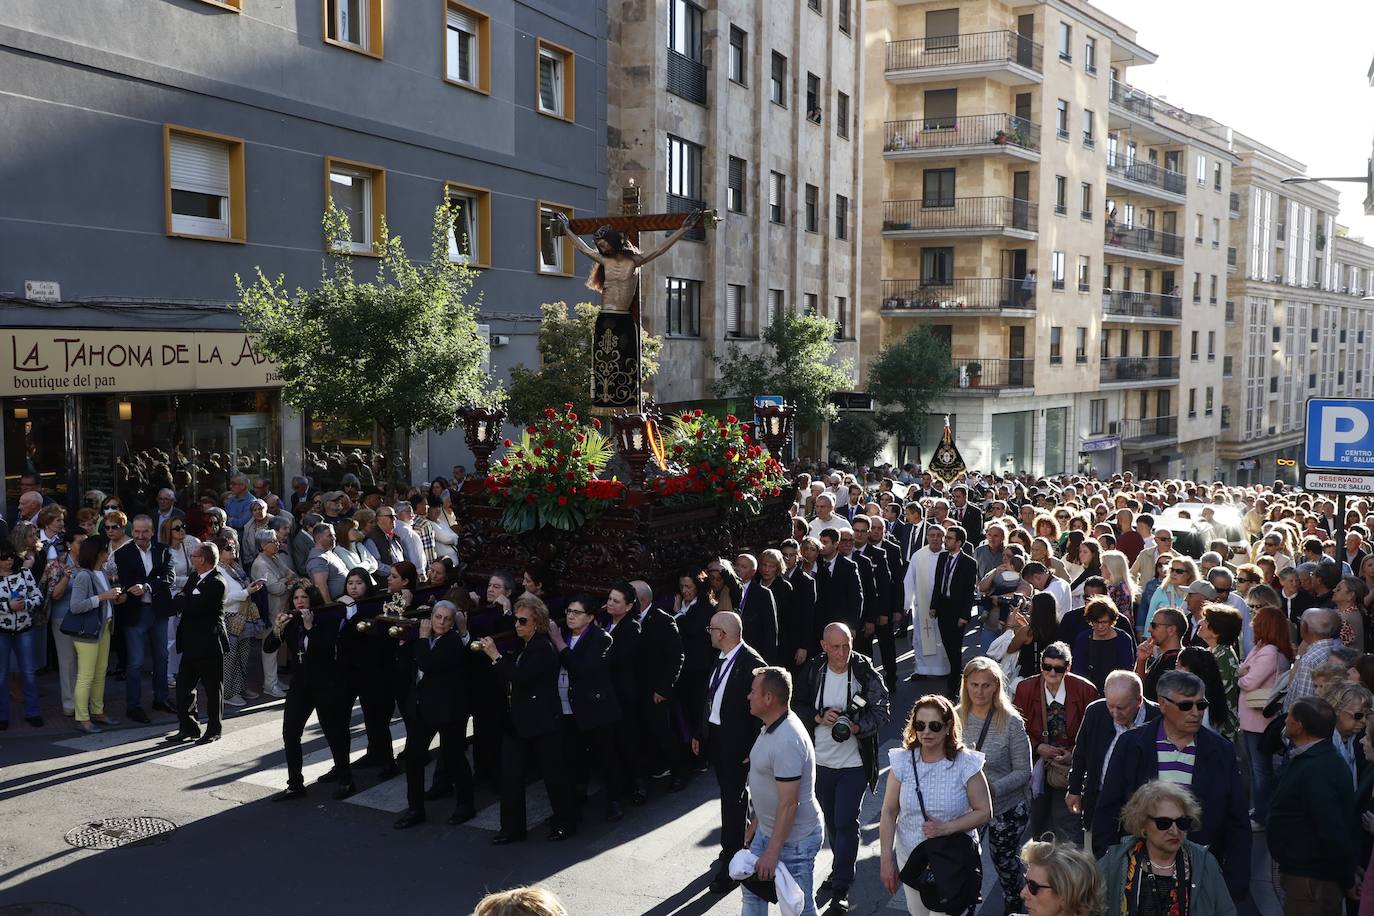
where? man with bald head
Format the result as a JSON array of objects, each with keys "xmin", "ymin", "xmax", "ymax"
[
  {"xmin": 693, "ymin": 611, "xmax": 767, "ymax": 895},
  {"xmin": 629, "ymin": 579, "xmax": 689, "ymax": 793},
  {"xmin": 1285, "ymin": 606, "xmax": 1344, "ymax": 712}
]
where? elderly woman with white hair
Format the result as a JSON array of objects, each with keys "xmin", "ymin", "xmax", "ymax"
[
  {"xmin": 251, "ymin": 526, "xmax": 297, "ymax": 699},
  {"xmin": 1099, "ymin": 780, "xmax": 1233, "ymax": 916}
]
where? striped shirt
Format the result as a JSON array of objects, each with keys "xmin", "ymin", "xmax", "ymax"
[{"xmin": 1155, "ymin": 720, "xmax": 1197, "ymax": 787}]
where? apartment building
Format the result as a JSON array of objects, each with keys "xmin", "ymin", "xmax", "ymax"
[
  {"xmin": 859, "ymin": 0, "xmax": 1230, "ymax": 480},
  {"xmin": 0, "ymin": 0, "xmax": 606, "ymax": 505},
  {"xmin": 1218, "ymin": 133, "xmax": 1374, "ymax": 484},
  {"xmin": 607, "ymin": 0, "xmax": 864, "ymax": 412}
]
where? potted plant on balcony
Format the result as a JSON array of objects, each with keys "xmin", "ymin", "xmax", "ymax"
[
  {"xmin": 993, "ymin": 129, "xmax": 1010, "ymax": 145},
  {"xmin": 965, "ymin": 361, "xmax": 983, "ymax": 386}
]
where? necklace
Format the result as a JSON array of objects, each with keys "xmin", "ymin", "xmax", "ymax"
[{"xmin": 1147, "ymin": 856, "xmax": 1176, "ymax": 874}]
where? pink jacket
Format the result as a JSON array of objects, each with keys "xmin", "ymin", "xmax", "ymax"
[{"xmin": 1236, "ymin": 643, "xmax": 1290, "ymax": 734}]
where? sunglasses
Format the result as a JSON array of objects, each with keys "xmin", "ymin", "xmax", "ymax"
[
  {"xmin": 1149, "ymin": 815, "xmax": 1196, "ymax": 832},
  {"xmin": 1156, "ymin": 535, "xmax": 1173, "ymax": 541},
  {"xmin": 1170, "ymin": 568, "xmax": 1188, "ymax": 574},
  {"xmin": 1346, "ymin": 709, "xmax": 1368, "ymax": 721},
  {"xmin": 514, "ymin": 616, "xmax": 530, "ymax": 625},
  {"xmin": 1024, "ymin": 879, "xmax": 1055, "ymax": 896},
  {"xmin": 1042, "ymin": 663, "xmax": 1068, "ymax": 673},
  {"xmin": 170, "ymin": 525, "xmax": 184, "ymax": 532},
  {"xmin": 1161, "ymin": 697, "xmax": 1209, "ymax": 712},
  {"xmin": 911, "ymin": 720, "xmax": 946, "ymax": 733}
]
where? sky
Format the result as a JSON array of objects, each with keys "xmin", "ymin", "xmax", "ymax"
[{"xmin": 1091, "ymin": 0, "xmax": 1374, "ymax": 241}]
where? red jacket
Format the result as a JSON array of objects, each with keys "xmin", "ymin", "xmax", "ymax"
[{"xmin": 1013, "ymin": 672, "xmax": 1098, "ymax": 751}]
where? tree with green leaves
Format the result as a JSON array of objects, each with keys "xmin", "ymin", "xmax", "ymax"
[
  {"xmin": 505, "ymin": 301, "xmax": 662, "ymax": 425},
  {"xmin": 713, "ymin": 313, "xmax": 854, "ymax": 432},
  {"xmin": 236, "ymin": 203, "xmax": 500, "ymax": 491},
  {"xmin": 866, "ymin": 326, "xmax": 956, "ymax": 460},
  {"xmin": 829, "ymin": 412, "xmax": 886, "ymax": 468}
]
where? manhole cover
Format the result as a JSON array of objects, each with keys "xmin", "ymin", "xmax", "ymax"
[
  {"xmin": 63, "ymin": 817, "xmax": 176, "ymax": 850},
  {"xmin": 0, "ymin": 905, "xmax": 84, "ymax": 916}
]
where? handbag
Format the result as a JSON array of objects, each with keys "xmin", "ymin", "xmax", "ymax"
[
  {"xmin": 1244, "ymin": 688, "xmax": 1272, "ymax": 709},
  {"xmin": 1261, "ymin": 666, "xmax": 1293, "ymax": 720},
  {"xmin": 1040, "ymin": 686, "xmax": 1071, "ymax": 790},
  {"xmin": 899, "ymin": 748, "xmax": 983, "ymax": 915}
]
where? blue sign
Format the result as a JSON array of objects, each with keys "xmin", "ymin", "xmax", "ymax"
[{"xmin": 1304, "ymin": 398, "xmax": 1374, "ymax": 472}]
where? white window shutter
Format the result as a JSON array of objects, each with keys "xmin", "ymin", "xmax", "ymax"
[
  {"xmin": 726, "ymin": 285, "xmax": 740, "ymax": 335},
  {"xmin": 170, "ymin": 133, "xmax": 230, "ymax": 198},
  {"xmin": 447, "ymin": 8, "xmax": 476, "ymax": 33}
]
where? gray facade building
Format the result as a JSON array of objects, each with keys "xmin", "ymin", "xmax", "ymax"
[{"xmin": 0, "ymin": 0, "xmax": 607, "ymax": 511}]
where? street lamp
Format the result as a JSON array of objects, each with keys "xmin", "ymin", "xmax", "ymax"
[
  {"xmin": 754, "ymin": 401, "xmax": 796, "ymax": 459},
  {"xmin": 611, "ymin": 410, "xmax": 654, "ymax": 488},
  {"xmin": 460, "ymin": 405, "xmax": 505, "ymax": 478}
]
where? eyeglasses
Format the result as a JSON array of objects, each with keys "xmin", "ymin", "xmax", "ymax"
[
  {"xmin": 514, "ymin": 616, "xmax": 530, "ymax": 625},
  {"xmin": 1160, "ymin": 696, "xmax": 1209, "ymax": 712},
  {"xmin": 1041, "ymin": 663, "xmax": 1068, "ymax": 674},
  {"xmin": 1345, "ymin": 709, "xmax": 1368, "ymax": 721},
  {"xmin": 1149, "ymin": 815, "xmax": 1196, "ymax": 832},
  {"xmin": 911, "ymin": 720, "xmax": 945, "ymax": 733},
  {"xmin": 706, "ymin": 625, "xmax": 725, "ymax": 634},
  {"xmin": 378, "ymin": 513, "xmax": 395, "ymax": 519},
  {"xmin": 1024, "ymin": 879, "xmax": 1055, "ymax": 896}
]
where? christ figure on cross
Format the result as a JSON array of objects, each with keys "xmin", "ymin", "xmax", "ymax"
[{"xmin": 555, "ymin": 209, "xmax": 704, "ymax": 314}]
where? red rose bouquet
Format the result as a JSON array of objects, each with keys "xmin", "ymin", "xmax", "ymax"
[{"xmin": 649, "ymin": 410, "xmax": 787, "ymax": 513}]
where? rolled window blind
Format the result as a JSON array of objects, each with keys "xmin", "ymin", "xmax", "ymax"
[{"xmin": 170, "ymin": 133, "xmax": 229, "ymax": 198}]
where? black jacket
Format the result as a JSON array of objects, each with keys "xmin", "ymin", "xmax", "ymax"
[
  {"xmin": 1093, "ymin": 721, "xmax": 1250, "ymax": 900},
  {"xmin": 605, "ymin": 615, "xmax": 641, "ymax": 711},
  {"xmin": 636, "ymin": 607, "xmax": 685, "ymax": 700},
  {"xmin": 334, "ymin": 595, "xmax": 396, "ymax": 671},
  {"xmin": 738, "ymin": 579, "xmax": 779, "ymax": 665},
  {"xmin": 410, "ymin": 630, "xmax": 467, "ymax": 725},
  {"xmin": 677, "ymin": 599, "xmax": 715, "ymax": 683},
  {"xmin": 560, "ymin": 624, "xmax": 621, "ymax": 730},
  {"xmin": 1268, "ymin": 738, "xmax": 1358, "ymax": 888},
  {"xmin": 849, "ymin": 550, "xmax": 879, "ymax": 624},
  {"xmin": 282, "ymin": 613, "xmax": 342, "ymax": 695},
  {"xmin": 113, "ymin": 540, "xmax": 176, "ymax": 623},
  {"xmin": 699, "ymin": 641, "xmax": 767, "ymax": 759},
  {"xmin": 176, "ymin": 569, "xmax": 229, "ymax": 659},
  {"xmin": 930, "ymin": 550, "xmax": 978, "ymax": 626},
  {"xmin": 783, "ymin": 567, "xmax": 817, "ymax": 658},
  {"xmin": 817, "ymin": 554, "xmax": 864, "ymax": 632},
  {"xmin": 797, "ymin": 652, "xmax": 892, "ymax": 790},
  {"xmin": 950, "ymin": 503, "xmax": 984, "ymax": 546},
  {"xmin": 1066, "ymin": 698, "xmax": 1160, "ymax": 824},
  {"xmin": 494, "ymin": 633, "xmax": 562, "ymax": 739}
]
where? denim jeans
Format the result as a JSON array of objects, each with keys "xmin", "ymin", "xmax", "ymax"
[
  {"xmin": 124, "ymin": 603, "xmax": 169, "ymax": 709},
  {"xmin": 1243, "ymin": 728, "xmax": 1276, "ymax": 823},
  {"xmin": 815, "ymin": 765, "xmax": 867, "ymax": 891},
  {"xmin": 0, "ymin": 627, "xmax": 41, "ymax": 720},
  {"xmin": 741, "ymin": 826, "xmax": 823, "ymax": 916}
]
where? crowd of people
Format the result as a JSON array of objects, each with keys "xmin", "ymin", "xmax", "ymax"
[{"xmin": 8, "ymin": 460, "xmax": 1374, "ymax": 916}]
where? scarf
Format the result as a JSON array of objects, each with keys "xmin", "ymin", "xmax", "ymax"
[{"xmin": 1119, "ymin": 839, "xmax": 1189, "ymax": 916}]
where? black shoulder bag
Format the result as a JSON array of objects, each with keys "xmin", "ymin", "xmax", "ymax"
[{"xmin": 898, "ymin": 750, "xmax": 983, "ymax": 915}]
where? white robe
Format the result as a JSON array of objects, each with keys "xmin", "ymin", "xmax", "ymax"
[{"xmin": 902, "ymin": 545, "xmax": 950, "ymax": 676}]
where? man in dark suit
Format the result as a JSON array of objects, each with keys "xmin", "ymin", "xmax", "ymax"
[
  {"xmin": 949, "ymin": 485, "xmax": 984, "ymax": 548},
  {"xmin": 783, "ymin": 543, "xmax": 818, "ymax": 669},
  {"xmin": 166, "ymin": 542, "xmax": 227, "ymax": 746},
  {"xmin": 631, "ymin": 580, "xmax": 689, "ymax": 793},
  {"xmin": 1065, "ymin": 670, "xmax": 1160, "ymax": 839},
  {"xmin": 862, "ymin": 516, "xmax": 906, "ymax": 693},
  {"xmin": 733, "ymin": 555, "xmax": 779, "ymax": 665},
  {"xmin": 692, "ymin": 610, "xmax": 766, "ymax": 895},
  {"xmin": 898, "ymin": 502, "xmax": 928, "ymax": 562},
  {"xmin": 839, "ymin": 529, "xmax": 879, "ymax": 659},
  {"xmin": 816, "ymin": 528, "xmax": 863, "ymax": 641},
  {"xmin": 114, "ymin": 515, "xmax": 176, "ymax": 723},
  {"xmin": 1092, "ymin": 669, "xmax": 1251, "ymax": 902},
  {"xmin": 553, "ymin": 600, "xmax": 626, "ymax": 822},
  {"xmin": 929, "ymin": 524, "xmax": 977, "ymax": 696},
  {"xmin": 394, "ymin": 602, "xmax": 476, "ymax": 829}
]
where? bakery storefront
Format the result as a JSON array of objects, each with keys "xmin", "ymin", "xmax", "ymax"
[{"xmin": 1, "ymin": 327, "xmax": 285, "ymax": 517}]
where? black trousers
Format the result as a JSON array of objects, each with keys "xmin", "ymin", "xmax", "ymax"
[
  {"xmin": 282, "ymin": 682, "xmax": 352, "ymax": 789},
  {"xmin": 875, "ymin": 619, "xmax": 898, "ymax": 692},
  {"xmin": 637, "ymin": 695, "xmax": 688, "ymax": 779},
  {"xmin": 706, "ymin": 725, "xmax": 750, "ymax": 866},
  {"xmin": 938, "ymin": 618, "xmax": 963, "ymax": 695},
  {"xmin": 340, "ymin": 664, "xmax": 395, "ymax": 762},
  {"xmin": 563, "ymin": 716, "xmax": 626, "ymax": 805},
  {"xmin": 499, "ymin": 726, "xmax": 575, "ymax": 835},
  {"xmin": 470, "ymin": 673, "xmax": 506, "ymax": 785},
  {"xmin": 404, "ymin": 715, "xmax": 474, "ymax": 813},
  {"xmin": 176, "ymin": 652, "xmax": 223, "ymax": 737}
]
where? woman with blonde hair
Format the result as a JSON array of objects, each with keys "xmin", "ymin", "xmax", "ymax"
[
  {"xmin": 1099, "ymin": 781, "xmax": 1233, "ymax": 916},
  {"xmin": 878, "ymin": 694, "xmax": 991, "ymax": 913},
  {"xmin": 1017, "ymin": 838, "xmax": 1104, "ymax": 916},
  {"xmin": 474, "ymin": 886, "xmax": 567, "ymax": 916},
  {"xmin": 1100, "ymin": 550, "xmax": 1137, "ymax": 622},
  {"xmin": 958, "ymin": 658, "xmax": 1032, "ymax": 915},
  {"xmin": 1146, "ymin": 555, "xmax": 1197, "ymax": 630}
]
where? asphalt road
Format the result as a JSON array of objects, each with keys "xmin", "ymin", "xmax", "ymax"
[{"xmin": 0, "ymin": 660, "xmax": 1281, "ymax": 916}]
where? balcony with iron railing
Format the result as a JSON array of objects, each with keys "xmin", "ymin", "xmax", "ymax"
[
  {"xmin": 666, "ymin": 193, "xmax": 706, "ymax": 241},
  {"xmin": 1102, "ymin": 289, "xmax": 1183, "ymax": 321},
  {"xmin": 667, "ymin": 49, "xmax": 707, "ymax": 105},
  {"xmin": 885, "ymin": 30, "xmax": 1043, "ymax": 81},
  {"xmin": 883, "ymin": 113, "xmax": 1041, "ymax": 159},
  {"xmin": 1105, "ymin": 152, "xmax": 1187, "ymax": 199},
  {"xmin": 881, "ymin": 196, "xmax": 1038, "ymax": 237},
  {"xmin": 1100, "ymin": 356, "xmax": 1179, "ymax": 385},
  {"xmin": 881, "ymin": 277, "xmax": 1033, "ymax": 313},
  {"xmin": 1104, "ymin": 224, "xmax": 1184, "ymax": 263},
  {"xmin": 1120, "ymin": 415, "xmax": 1179, "ymax": 443},
  {"xmin": 948, "ymin": 357, "xmax": 1034, "ymax": 393}
]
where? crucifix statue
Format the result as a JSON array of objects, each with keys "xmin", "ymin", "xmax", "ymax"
[{"xmin": 556, "ymin": 184, "xmax": 711, "ymax": 415}]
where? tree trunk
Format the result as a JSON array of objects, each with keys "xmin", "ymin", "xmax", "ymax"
[{"xmin": 376, "ymin": 423, "xmax": 411, "ymax": 499}]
